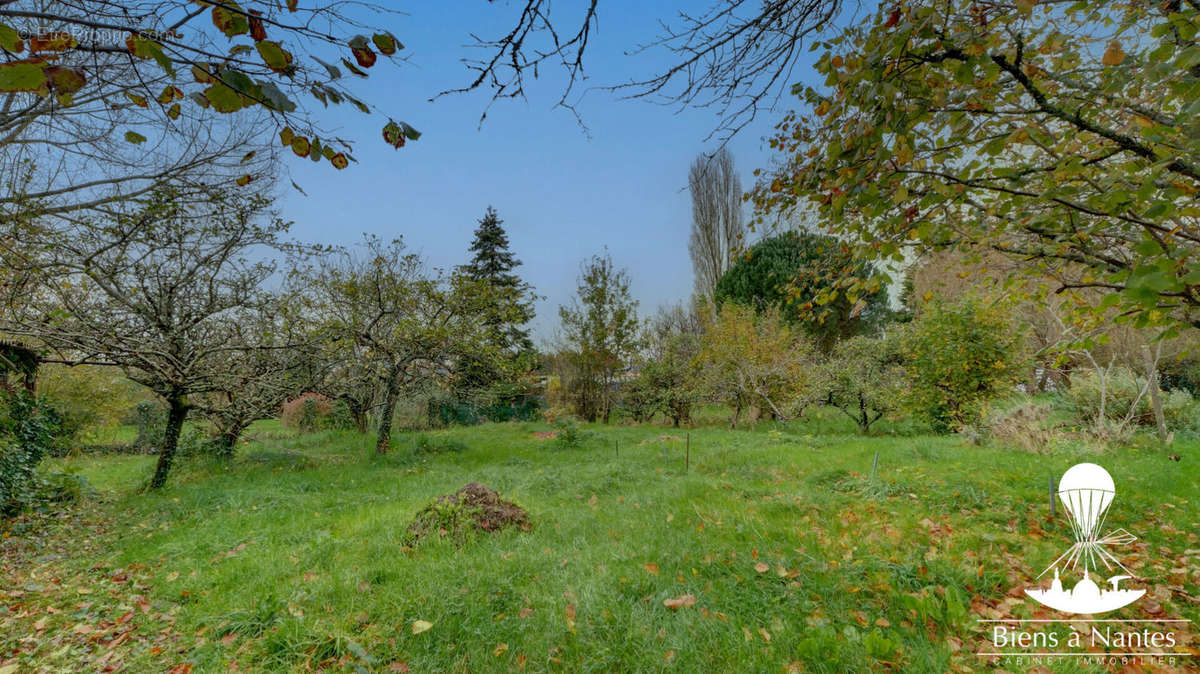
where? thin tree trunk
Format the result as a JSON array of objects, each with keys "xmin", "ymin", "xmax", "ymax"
[
  {"xmin": 1143, "ymin": 344, "xmax": 1169, "ymax": 443},
  {"xmin": 150, "ymin": 396, "xmax": 188, "ymax": 490},
  {"xmin": 376, "ymin": 366, "xmax": 402, "ymax": 454},
  {"xmin": 348, "ymin": 399, "xmax": 368, "ymax": 434}
]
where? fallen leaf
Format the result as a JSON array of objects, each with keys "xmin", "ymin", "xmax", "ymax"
[
  {"xmin": 494, "ymin": 642, "xmax": 508, "ymax": 657},
  {"xmin": 644, "ymin": 563, "xmax": 659, "ymax": 575},
  {"xmin": 663, "ymin": 594, "xmax": 696, "ymax": 610},
  {"xmin": 411, "ymin": 620, "xmax": 433, "ymax": 634},
  {"xmin": 754, "ymin": 562, "xmax": 769, "ymax": 573}
]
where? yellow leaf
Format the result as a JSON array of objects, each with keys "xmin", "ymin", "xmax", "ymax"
[
  {"xmin": 1102, "ymin": 40, "xmax": 1126, "ymax": 66},
  {"xmin": 493, "ymin": 642, "xmax": 508, "ymax": 657},
  {"xmin": 644, "ymin": 562, "xmax": 659, "ymax": 575},
  {"xmin": 758, "ymin": 627, "xmax": 771, "ymax": 643},
  {"xmin": 411, "ymin": 620, "xmax": 433, "ymax": 634}
]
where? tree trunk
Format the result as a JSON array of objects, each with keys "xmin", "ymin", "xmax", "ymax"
[
  {"xmin": 150, "ymin": 396, "xmax": 188, "ymax": 490},
  {"xmin": 375, "ymin": 367, "xmax": 402, "ymax": 454},
  {"xmin": 214, "ymin": 423, "xmax": 245, "ymax": 460},
  {"xmin": 1143, "ymin": 344, "xmax": 1169, "ymax": 444},
  {"xmin": 348, "ymin": 399, "xmax": 369, "ymax": 434}
]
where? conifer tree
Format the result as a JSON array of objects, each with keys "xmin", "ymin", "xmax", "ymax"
[{"xmin": 455, "ymin": 207, "xmax": 537, "ymax": 392}]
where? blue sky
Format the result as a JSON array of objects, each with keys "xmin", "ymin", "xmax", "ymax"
[{"xmin": 278, "ymin": 3, "xmax": 828, "ymax": 342}]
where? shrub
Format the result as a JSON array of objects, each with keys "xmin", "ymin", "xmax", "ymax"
[
  {"xmin": 326, "ymin": 400, "xmax": 357, "ymax": 431},
  {"xmin": 1061, "ymin": 367, "xmax": 1197, "ymax": 432},
  {"xmin": 38, "ymin": 364, "xmax": 151, "ymax": 442},
  {"xmin": 128, "ymin": 400, "xmax": 167, "ymax": 453},
  {"xmin": 0, "ymin": 392, "xmax": 66, "ymax": 516},
  {"xmin": 280, "ymin": 393, "xmax": 333, "ymax": 433},
  {"xmin": 410, "ymin": 434, "xmax": 468, "ymax": 455},
  {"xmin": 552, "ymin": 417, "xmax": 588, "ymax": 449},
  {"xmin": 901, "ymin": 299, "xmax": 1025, "ymax": 433}
]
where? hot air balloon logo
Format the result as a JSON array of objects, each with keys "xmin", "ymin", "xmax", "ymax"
[{"xmin": 1025, "ymin": 463, "xmax": 1144, "ymax": 614}]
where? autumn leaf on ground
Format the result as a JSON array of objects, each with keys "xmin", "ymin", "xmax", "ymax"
[
  {"xmin": 754, "ymin": 562, "xmax": 769, "ymax": 573},
  {"xmin": 493, "ymin": 642, "xmax": 508, "ymax": 657},
  {"xmin": 411, "ymin": 620, "xmax": 433, "ymax": 634},
  {"xmin": 644, "ymin": 562, "xmax": 659, "ymax": 575},
  {"xmin": 663, "ymin": 594, "xmax": 696, "ymax": 610}
]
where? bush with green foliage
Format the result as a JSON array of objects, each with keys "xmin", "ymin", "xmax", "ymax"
[
  {"xmin": 426, "ymin": 390, "xmax": 542, "ymax": 428},
  {"xmin": 38, "ymin": 364, "xmax": 153, "ymax": 442},
  {"xmin": 127, "ymin": 400, "xmax": 168, "ymax": 453},
  {"xmin": 0, "ymin": 392, "xmax": 66, "ymax": 516},
  {"xmin": 901, "ymin": 299, "xmax": 1025, "ymax": 433},
  {"xmin": 1060, "ymin": 367, "xmax": 1196, "ymax": 433},
  {"xmin": 326, "ymin": 400, "xmax": 359, "ymax": 431},
  {"xmin": 410, "ymin": 434, "xmax": 469, "ymax": 455},
  {"xmin": 552, "ymin": 417, "xmax": 589, "ymax": 450}
]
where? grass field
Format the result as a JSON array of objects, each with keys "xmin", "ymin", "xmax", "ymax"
[{"xmin": 2, "ymin": 416, "xmax": 1198, "ymax": 672}]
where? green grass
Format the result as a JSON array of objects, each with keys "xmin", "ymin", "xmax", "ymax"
[{"xmin": 2, "ymin": 417, "xmax": 1198, "ymax": 672}]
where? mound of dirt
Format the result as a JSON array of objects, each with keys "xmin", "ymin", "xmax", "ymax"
[{"xmin": 405, "ymin": 483, "xmax": 531, "ymax": 544}]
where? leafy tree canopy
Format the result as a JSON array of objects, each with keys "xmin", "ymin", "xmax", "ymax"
[
  {"xmin": 754, "ymin": 0, "xmax": 1200, "ymax": 337},
  {"xmin": 713, "ymin": 231, "xmax": 888, "ymax": 350},
  {"xmin": 0, "ymin": 2, "xmax": 416, "ymax": 171}
]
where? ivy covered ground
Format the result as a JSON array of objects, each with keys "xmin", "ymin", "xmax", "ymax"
[{"xmin": 2, "ymin": 418, "xmax": 1198, "ymax": 673}]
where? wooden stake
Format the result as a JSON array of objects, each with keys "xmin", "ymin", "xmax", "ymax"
[{"xmin": 615, "ymin": 438, "xmax": 619, "ymax": 458}]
